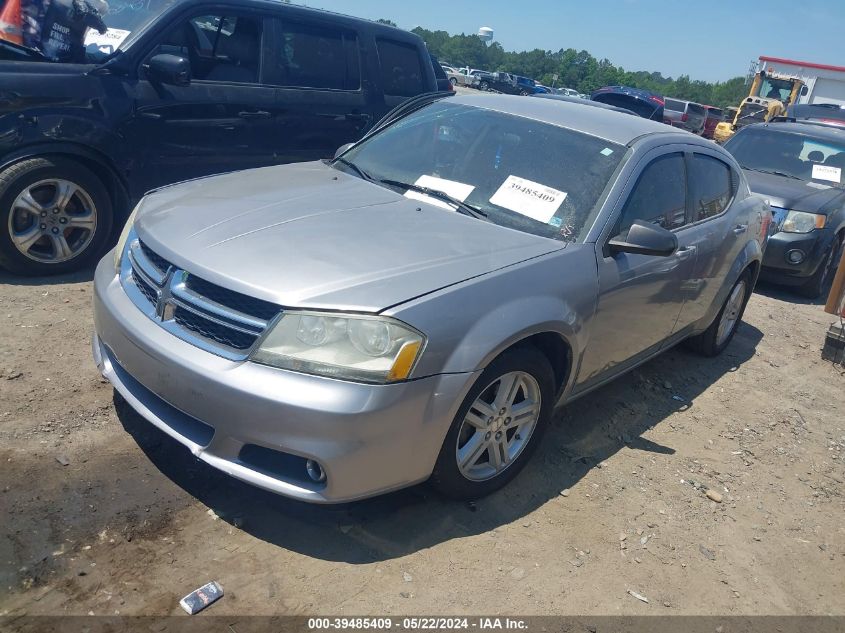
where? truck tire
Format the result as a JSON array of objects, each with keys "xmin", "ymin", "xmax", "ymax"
[
  {"xmin": 0, "ymin": 157, "xmax": 113, "ymax": 276},
  {"xmin": 797, "ymin": 234, "xmax": 843, "ymax": 299}
]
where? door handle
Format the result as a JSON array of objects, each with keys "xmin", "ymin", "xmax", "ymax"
[
  {"xmin": 238, "ymin": 110, "xmax": 271, "ymax": 119},
  {"xmin": 733, "ymin": 224, "xmax": 748, "ymax": 235},
  {"xmin": 675, "ymin": 245, "xmax": 697, "ymax": 260}
]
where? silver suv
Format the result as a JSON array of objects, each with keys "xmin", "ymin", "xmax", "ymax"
[{"xmin": 664, "ymin": 98, "xmax": 707, "ymax": 134}]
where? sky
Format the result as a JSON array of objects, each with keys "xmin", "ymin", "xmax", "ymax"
[{"xmin": 307, "ymin": 0, "xmax": 845, "ymax": 84}]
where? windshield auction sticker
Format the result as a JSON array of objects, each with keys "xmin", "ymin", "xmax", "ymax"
[
  {"xmin": 812, "ymin": 164, "xmax": 842, "ymax": 184},
  {"xmin": 404, "ymin": 175, "xmax": 475, "ymax": 210},
  {"xmin": 489, "ymin": 175, "xmax": 567, "ymax": 223}
]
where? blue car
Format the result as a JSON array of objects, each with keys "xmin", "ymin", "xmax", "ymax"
[{"xmin": 591, "ymin": 86, "xmax": 665, "ymax": 121}]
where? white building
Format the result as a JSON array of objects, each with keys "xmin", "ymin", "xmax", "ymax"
[{"xmin": 759, "ymin": 56, "xmax": 845, "ymax": 106}]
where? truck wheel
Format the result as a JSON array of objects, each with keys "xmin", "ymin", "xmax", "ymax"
[
  {"xmin": 0, "ymin": 157, "xmax": 113, "ymax": 276},
  {"xmin": 686, "ymin": 270, "xmax": 752, "ymax": 357},
  {"xmin": 480, "ymin": 81, "xmax": 489, "ymax": 91},
  {"xmin": 430, "ymin": 347, "xmax": 554, "ymax": 500},
  {"xmin": 797, "ymin": 235, "xmax": 843, "ymax": 299},
  {"xmin": 450, "ymin": 77, "xmax": 458, "ymax": 86}
]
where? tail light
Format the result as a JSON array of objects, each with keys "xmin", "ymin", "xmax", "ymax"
[
  {"xmin": 681, "ymin": 113, "xmax": 688, "ymax": 122},
  {"xmin": 760, "ymin": 211, "xmax": 772, "ymax": 243}
]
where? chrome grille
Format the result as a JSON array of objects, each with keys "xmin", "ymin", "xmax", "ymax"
[{"xmin": 121, "ymin": 236, "xmax": 281, "ymax": 359}]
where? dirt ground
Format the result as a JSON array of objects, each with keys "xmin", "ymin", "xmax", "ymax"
[{"xmin": 1, "ymin": 265, "xmax": 844, "ymax": 618}]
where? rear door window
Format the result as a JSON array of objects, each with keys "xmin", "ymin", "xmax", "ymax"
[
  {"xmin": 615, "ymin": 153, "xmax": 687, "ymax": 238},
  {"xmin": 664, "ymin": 99, "xmax": 685, "ymax": 112},
  {"xmin": 688, "ymin": 154, "xmax": 733, "ymax": 222},
  {"xmin": 274, "ymin": 21, "xmax": 360, "ymax": 90},
  {"xmin": 377, "ymin": 39, "xmax": 425, "ymax": 97}
]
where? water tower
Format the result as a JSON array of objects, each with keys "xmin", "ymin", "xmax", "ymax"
[{"xmin": 478, "ymin": 26, "xmax": 494, "ymax": 43}]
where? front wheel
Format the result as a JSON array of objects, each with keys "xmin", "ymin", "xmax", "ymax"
[
  {"xmin": 479, "ymin": 81, "xmax": 489, "ymax": 91},
  {"xmin": 797, "ymin": 235, "xmax": 843, "ymax": 299},
  {"xmin": 686, "ymin": 271, "xmax": 752, "ymax": 357},
  {"xmin": 430, "ymin": 347, "xmax": 554, "ymax": 500},
  {"xmin": 450, "ymin": 77, "xmax": 458, "ymax": 86},
  {"xmin": 0, "ymin": 157, "xmax": 113, "ymax": 276}
]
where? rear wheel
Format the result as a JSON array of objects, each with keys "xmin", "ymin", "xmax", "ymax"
[
  {"xmin": 0, "ymin": 157, "xmax": 113, "ymax": 276},
  {"xmin": 797, "ymin": 235, "xmax": 843, "ymax": 299},
  {"xmin": 431, "ymin": 347, "xmax": 554, "ymax": 500},
  {"xmin": 479, "ymin": 81, "xmax": 489, "ymax": 91},
  {"xmin": 686, "ymin": 270, "xmax": 752, "ymax": 357},
  {"xmin": 450, "ymin": 77, "xmax": 458, "ymax": 86}
]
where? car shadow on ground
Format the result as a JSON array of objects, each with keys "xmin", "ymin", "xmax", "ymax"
[
  {"xmin": 0, "ymin": 266, "xmax": 95, "ymax": 286},
  {"xmin": 753, "ymin": 280, "xmax": 827, "ymax": 306},
  {"xmin": 115, "ymin": 322, "xmax": 763, "ymax": 564}
]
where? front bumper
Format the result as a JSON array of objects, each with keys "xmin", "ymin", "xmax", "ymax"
[
  {"xmin": 92, "ymin": 255, "xmax": 477, "ymax": 503},
  {"xmin": 760, "ymin": 228, "xmax": 833, "ymax": 285}
]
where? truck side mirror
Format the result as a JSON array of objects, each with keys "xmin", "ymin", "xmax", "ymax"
[
  {"xmin": 800, "ymin": 85, "xmax": 809, "ymax": 96},
  {"xmin": 145, "ymin": 54, "xmax": 191, "ymax": 87}
]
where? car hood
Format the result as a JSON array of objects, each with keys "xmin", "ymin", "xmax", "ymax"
[
  {"xmin": 744, "ymin": 169, "xmax": 845, "ymax": 215},
  {"xmin": 135, "ymin": 162, "xmax": 564, "ymax": 312}
]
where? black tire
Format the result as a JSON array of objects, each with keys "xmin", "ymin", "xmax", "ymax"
[
  {"xmin": 450, "ymin": 77, "xmax": 458, "ymax": 86},
  {"xmin": 430, "ymin": 346, "xmax": 555, "ymax": 500},
  {"xmin": 0, "ymin": 157, "xmax": 113, "ymax": 276},
  {"xmin": 686, "ymin": 270, "xmax": 753, "ymax": 357},
  {"xmin": 480, "ymin": 81, "xmax": 489, "ymax": 91},
  {"xmin": 520, "ymin": 90, "xmax": 530, "ymax": 96},
  {"xmin": 797, "ymin": 235, "xmax": 843, "ymax": 299}
]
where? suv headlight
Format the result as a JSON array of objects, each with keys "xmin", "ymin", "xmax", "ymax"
[
  {"xmin": 251, "ymin": 311, "xmax": 425, "ymax": 384},
  {"xmin": 113, "ymin": 203, "xmax": 141, "ymax": 271},
  {"xmin": 781, "ymin": 210, "xmax": 825, "ymax": 234}
]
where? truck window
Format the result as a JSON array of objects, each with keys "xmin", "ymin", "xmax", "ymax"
[
  {"xmin": 276, "ymin": 21, "xmax": 361, "ymax": 91},
  {"xmin": 376, "ymin": 39, "xmax": 425, "ymax": 97}
]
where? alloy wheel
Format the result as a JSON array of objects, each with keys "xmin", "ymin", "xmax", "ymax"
[
  {"xmin": 716, "ymin": 279, "xmax": 747, "ymax": 346},
  {"xmin": 8, "ymin": 179, "xmax": 97, "ymax": 264},
  {"xmin": 455, "ymin": 371, "xmax": 542, "ymax": 481}
]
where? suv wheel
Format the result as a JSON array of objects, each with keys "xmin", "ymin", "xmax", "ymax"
[
  {"xmin": 797, "ymin": 235, "xmax": 843, "ymax": 299},
  {"xmin": 0, "ymin": 157, "xmax": 113, "ymax": 276},
  {"xmin": 686, "ymin": 270, "xmax": 752, "ymax": 357},
  {"xmin": 450, "ymin": 77, "xmax": 458, "ymax": 86},
  {"xmin": 431, "ymin": 347, "xmax": 554, "ymax": 499},
  {"xmin": 479, "ymin": 81, "xmax": 489, "ymax": 91}
]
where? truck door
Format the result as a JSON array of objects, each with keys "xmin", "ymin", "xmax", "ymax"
[{"xmin": 120, "ymin": 11, "xmax": 278, "ymax": 194}]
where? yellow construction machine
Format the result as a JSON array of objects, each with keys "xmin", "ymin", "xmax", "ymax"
[{"xmin": 713, "ymin": 70, "xmax": 807, "ymax": 143}]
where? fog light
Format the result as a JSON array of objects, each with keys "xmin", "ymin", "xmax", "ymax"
[
  {"xmin": 305, "ymin": 459, "xmax": 326, "ymax": 483},
  {"xmin": 786, "ymin": 249, "xmax": 805, "ymax": 264}
]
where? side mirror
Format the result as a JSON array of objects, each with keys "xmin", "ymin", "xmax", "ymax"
[
  {"xmin": 608, "ymin": 220, "xmax": 678, "ymax": 257},
  {"xmin": 145, "ymin": 54, "xmax": 191, "ymax": 86},
  {"xmin": 334, "ymin": 143, "xmax": 354, "ymax": 159},
  {"xmin": 800, "ymin": 85, "xmax": 809, "ymax": 96}
]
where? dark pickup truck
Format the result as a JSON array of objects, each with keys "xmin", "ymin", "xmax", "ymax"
[{"xmin": 0, "ymin": 0, "xmax": 437, "ymax": 275}]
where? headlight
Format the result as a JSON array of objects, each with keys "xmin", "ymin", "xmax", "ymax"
[
  {"xmin": 781, "ymin": 210, "xmax": 826, "ymax": 234},
  {"xmin": 251, "ymin": 311, "xmax": 425, "ymax": 384},
  {"xmin": 113, "ymin": 203, "xmax": 141, "ymax": 271}
]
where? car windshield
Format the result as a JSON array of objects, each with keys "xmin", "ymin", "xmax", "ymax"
[
  {"xmin": 86, "ymin": 0, "xmax": 180, "ymax": 60},
  {"xmin": 336, "ymin": 101, "xmax": 627, "ymax": 243},
  {"xmin": 725, "ymin": 127, "xmax": 845, "ymax": 187}
]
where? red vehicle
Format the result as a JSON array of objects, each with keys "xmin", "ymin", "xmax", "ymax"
[{"xmin": 702, "ymin": 106, "xmax": 724, "ymax": 140}]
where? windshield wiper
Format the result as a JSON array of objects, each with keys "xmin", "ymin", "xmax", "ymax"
[
  {"xmin": 378, "ymin": 179, "xmax": 488, "ymax": 220},
  {"xmin": 332, "ymin": 157, "xmax": 374, "ymax": 182},
  {"xmin": 744, "ymin": 167, "xmax": 804, "ymax": 181}
]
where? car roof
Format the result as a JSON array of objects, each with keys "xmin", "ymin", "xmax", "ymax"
[
  {"xmin": 591, "ymin": 85, "xmax": 663, "ymax": 102},
  {"xmin": 743, "ymin": 121, "xmax": 845, "ymax": 142},
  {"xmin": 449, "ymin": 94, "xmax": 679, "ymax": 145},
  {"xmin": 533, "ymin": 93, "xmax": 638, "ymax": 116}
]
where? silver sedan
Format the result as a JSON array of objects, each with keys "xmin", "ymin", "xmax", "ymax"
[{"xmin": 93, "ymin": 94, "xmax": 769, "ymax": 503}]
